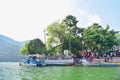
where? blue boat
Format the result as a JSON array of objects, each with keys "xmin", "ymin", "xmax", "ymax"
[
  {"xmin": 19, "ymin": 55, "xmax": 74, "ymax": 67},
  {"xmin": 19, "ymin": 55, "xmax": 46, "ymax": 66}
]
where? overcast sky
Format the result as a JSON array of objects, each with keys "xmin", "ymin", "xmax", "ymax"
[{"xmin": 0, "ymin": 0, "xmax": 120, "ymax": 42}]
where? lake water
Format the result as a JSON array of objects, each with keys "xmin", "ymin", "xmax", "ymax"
[{"xmin": 0, "ymin": 62, "xmax": 120, "ymax": 80}]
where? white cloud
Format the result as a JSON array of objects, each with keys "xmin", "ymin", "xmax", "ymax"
[
  {"xmin": 86, "ymin": 14, "xmax": 102, "ymax": 26},
  {"xmin": 73, "ymin": 10, "xmax": 102, "ymax": 28}
]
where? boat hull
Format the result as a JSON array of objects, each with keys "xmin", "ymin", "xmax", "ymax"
[
  {"xmin": 45, "ymin": 59, "xmax": 74, "ymax": 66},
  {"xmin": 85, "ymin": 63, "xmax": 120, "ymax": 67},
  {"xmin": 19, "ymin": 59, "xmax": 74, "ymax": 67}
]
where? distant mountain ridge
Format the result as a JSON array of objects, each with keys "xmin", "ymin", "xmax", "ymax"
[
  {"xmin": 0, "ymin": 34, "xmax": 25, "ymax": 62},
  {"xmin": 0, "ymin": 34, "xmax": 22, "ymax": 45}
]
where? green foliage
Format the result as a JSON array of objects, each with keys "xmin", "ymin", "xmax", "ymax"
[
  {"xmin": 83, "ymin": 23, "xmax": 118, "ymax": 53},
  {"xmin": 20, "ymin": 15, "xmax": 120, "ymax": 56},
  {"xmin": 62, "ymin": 15, "xmax": 78, "ymax": 27},
  {"xmin": 20, "ymin": 38, "xmax": 46, "ymax": 55},
  {"xmin": 20, "ymin": 42, "xmax": 29, "ymax": 55},
  {"xmin": 46, "ymin": 22, "xmax": 67, "ymax": 53},
  {"xmin": 116, "ymin": 32, "xmax": 120, "ymax": 45},
  {"xmin": 46, "ymin": 15, "xmax": 84, "ymax": 54},
  {"xmin": 28, "ymin": 38, "xmax": 46, "ymax": 54},
  {"xmin": 20, "ymin": 15, "xmax": 119, "ymax": 55}
]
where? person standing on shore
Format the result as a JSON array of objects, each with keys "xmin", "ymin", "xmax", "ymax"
[{"xmin": 110, "ymin": 51, "xmax": 113, "ymax": 62}]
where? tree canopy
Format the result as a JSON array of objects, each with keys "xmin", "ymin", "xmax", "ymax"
[
  {"xmin": 20, "ymin": 42, "xmax": 29, "ymax": 55},
  {"xmin": 46, "ymin": 15, "xmax": 84, "ymax": 54},
  {"xmin": 20, "ymin": 15, "xmax": 120, "ymax": 55},
  {"xmin": 46, "ymin": 19, "xmax": 119, "ymax": 55},
  {"xmin": 20, "ymin": 38, "xmax": 46, "ymax": 55},
  {"xmin": 83, "ymin": 23, "xmax": 118, "ymax": 53}
]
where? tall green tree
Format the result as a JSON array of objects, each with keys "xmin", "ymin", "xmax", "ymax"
[
  {"xmin": 46, "ymin": 15, "xmax": 84, "ymax": 54},
  {"xmin": 62, "ymin": 15, "xmax": 80, "ymax": 54},
  {"xmin": 83, "ymin": 23, "xmax": 118, "ymax": 53},
  {"xmin": 47, "ymin": 22, "xmax": 67, "ymax": 53},
  {"xmin": 62, "ymin": 15, "xmax": 78, "ymax": 27}
]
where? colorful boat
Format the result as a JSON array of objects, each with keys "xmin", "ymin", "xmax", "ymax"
[
  {"xmin": 107, "ymin": 62, "xmax": 120, "ymax": 64},
  {"xmin": 19, "ymin": 55, "xmax": 74, "ymax": 67},
  {"xmin": 19, "ymin": 59, "xmax": 46, "ymax": 67},
  {"xmin": 85, "ymin": 62, "xmax": 120, "ymax": 67},
  {"xmin": 19, "ymin": 55, "xmax": 120, "ymax": 67}
]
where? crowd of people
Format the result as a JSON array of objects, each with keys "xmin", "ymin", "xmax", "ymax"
[
  {"xmin": 73, "ymin": 51, "xmax": 94, "ymax": 65},
  {"xmin": 21, "ymin": 50, "xmax": 120, "ymax": 66},
  {"xmin": 73, "ymin": 50, "xmax": 120, "ymax": 65}
]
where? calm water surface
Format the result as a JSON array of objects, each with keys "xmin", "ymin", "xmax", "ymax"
[{"xmin": 0, "ymin": 62, "xmax": 120, "ymax": 80}]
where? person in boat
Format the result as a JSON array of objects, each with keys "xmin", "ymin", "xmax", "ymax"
[
  {"xmin": 81, "ymin": 56, "xmax": 88, "ymax": 65},
  {"xmin": 72, "ymin": 54, "xmax": 77, "ymax": 65},
  {"xmin": 24, "ymin": 55, "xmax": 32, "ymax": 64},
  {"xmin": 106, "ymin": 51, "xmax": 111, "ymax": 62},
  {"xmin": 86, "ymin": 52, "xmax": 90, "ymax": 60},
  {"xmin": 103, "ymin": 54, "xmax": 107, "ymax": 62},
  {"xmin": 76, "ymin": 53, "xmax": 83, "ymax": 64},
  {"xmin": 32, "ymin": 56, "xmax": 37, "ymax": 63},
  {"xmin": 103, "ymin": 53, "xmax": 110, "ymax": 62},
  {"xmin": 94, "ymin": 53, "xmax": 99, "ymax": 59},
  {"xmin": 87, "ymin": 52, "xmax": 94, "ymax": 63}
]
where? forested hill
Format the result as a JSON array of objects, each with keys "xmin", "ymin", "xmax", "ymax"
[{"xmin": 0, "ymin": 34, "xmax": 25, "ymax": 62}]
